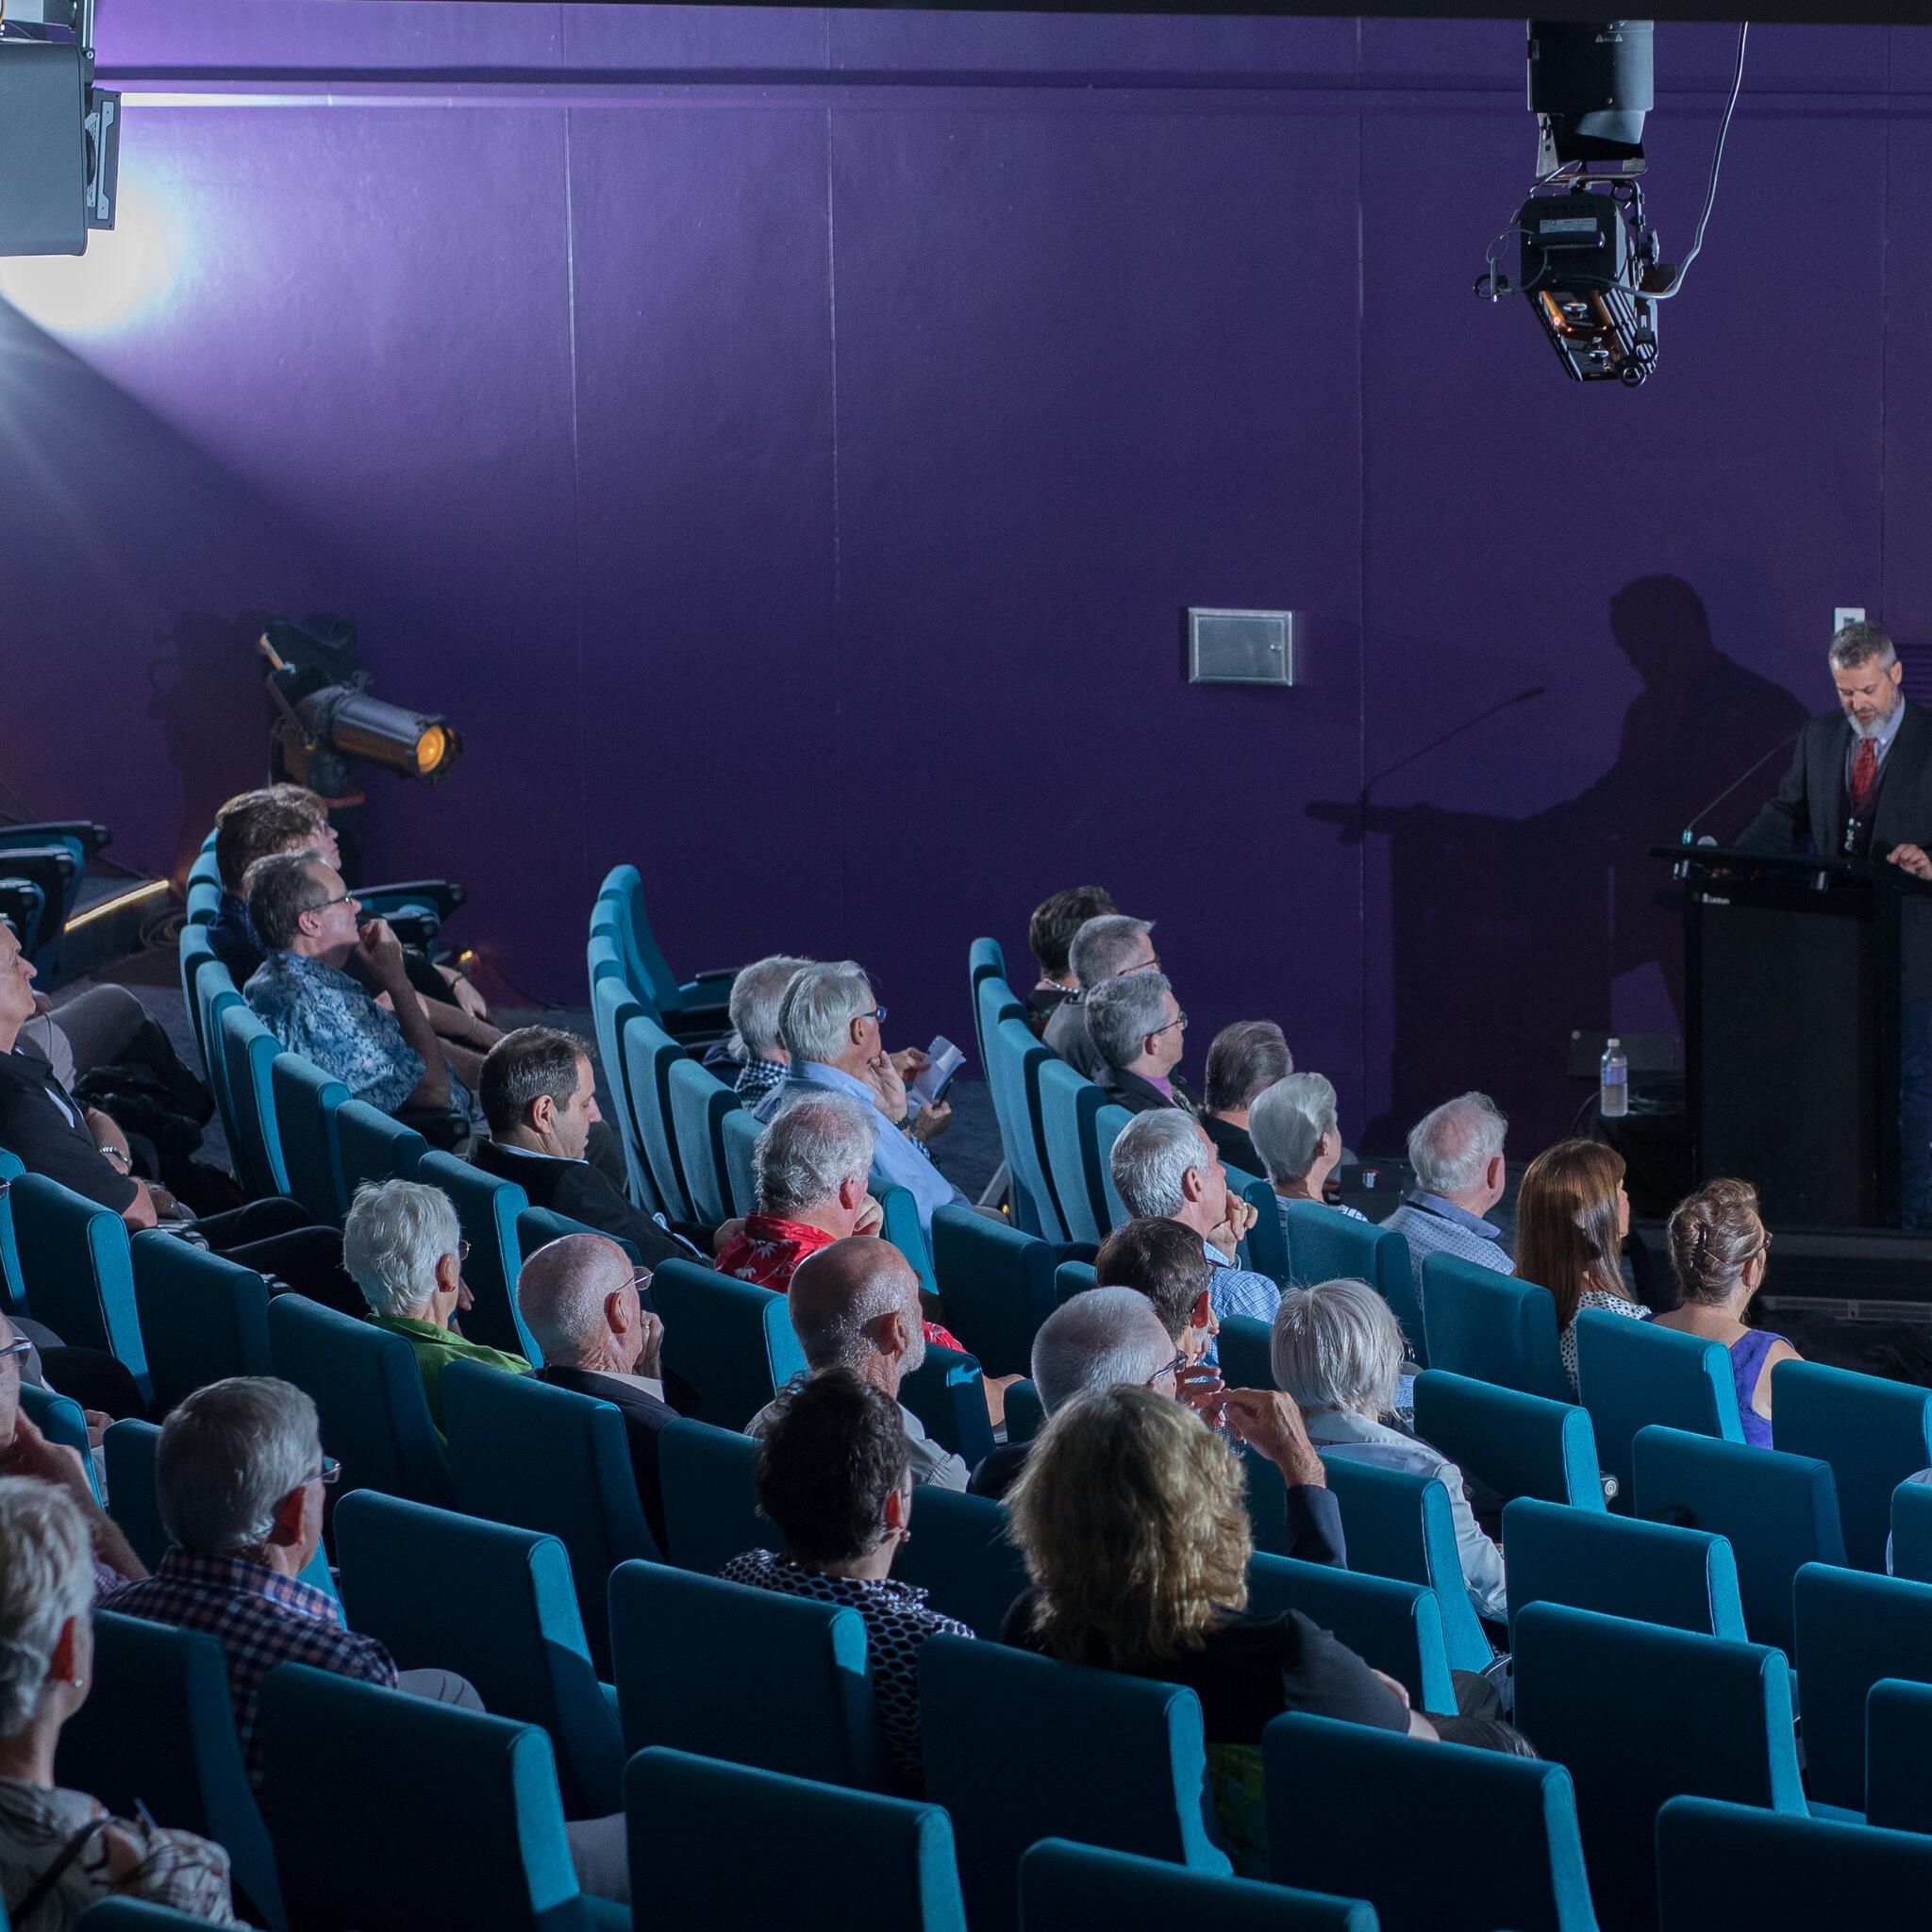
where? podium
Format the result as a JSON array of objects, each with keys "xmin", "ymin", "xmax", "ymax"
[{"xmin": 1654, "ymin": 844, "xmax": 1916, "ymax": 1228}]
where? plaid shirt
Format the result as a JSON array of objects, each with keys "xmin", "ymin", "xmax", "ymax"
[
  {"xmin": 105, "ymin": 1550, "xmax": 396, "ymax": 1790},
  {"xmin": 733, "ymin": 1058, "xmax": 788, "ymax": 1105}
]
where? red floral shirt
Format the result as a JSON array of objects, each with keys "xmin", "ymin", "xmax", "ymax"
[{"xmin": 716, "ymin": 1214, "xmax": 962, "ymax": 1353}]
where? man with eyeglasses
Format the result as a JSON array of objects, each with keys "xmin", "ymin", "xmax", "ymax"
[
  {"xmin": 1042, "ymin": 912, "xmax": 1164, "ymax": 1081},
  {"xmin": 1086, "ymin": 970, "xmax": 1197, "ymax": 1114}
]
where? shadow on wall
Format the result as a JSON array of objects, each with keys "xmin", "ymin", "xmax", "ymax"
[{"xmin": 1324, "ymin": 575, "xmax": 1809, "ymax": 1150}]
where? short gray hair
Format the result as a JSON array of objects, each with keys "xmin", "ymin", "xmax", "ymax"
[
  {"xmin": 755, "ymin": 1091, "xmax": 876, "ymax": 1215},
  {"xmin": 1250, "ymin": 1073, "xmax": 1340, "ymax": 1185},
  {"xmin": 777, "ymin": 961, "xmax": 874, "ymax": 1068},
  {"xmin": 1204, "ymin": 1021, "xmax": 1292, "ymax": 1116},
  {"xmin": 342, "ymin": 1177, "xmax": 462, "ymax": 1318},
  {"xmin": 516, "ymin": 1232, "xmax": 630, "ymax": 1365},
  {"xmin": 729, "ymin": 955, "xmax": 814, "ymax": 1061},
  {"xmin": 1829, "ymin": 620, "xmax": 1896, "ymax": 672},
  {"xmin": 157, "ymin": 1377, "xmax": 322, "ymax": 1556},
  {"xmin": 1110, "ymin": 1110, "xmax": 1212, "ymax": 1220},
  {"xmin": 243, "ymin": 850, "xmax": 331, "ymax": 953},
  {"xmin": 1069, "ymin": 914, "xmax": 1154, "ymax": 991},
  {"xmin": 1407, "ymin": 1091, "xmax": 1507, "ymax": 1195},
  {"xmin": 791, "ymin": 1257, "xmax": 910, "ymax": 1373},
  {"xmin": 1271, "ymin": 1279, "xmax": 1404, "ymax": 1416},
  {"xmin": 1085, "ymin": 971, "xmax": 1174, "ymax": 1073},
  {"xmin": 1031, "ymin": 1288, "xmax": 1173, "ymax": 1414},
  {"xmin": 0, "ymin": 1480, "xmax": 93, "ymax": 1733}
]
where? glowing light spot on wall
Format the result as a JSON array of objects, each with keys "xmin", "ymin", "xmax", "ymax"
[{"xmin": 0, "ymin": 175, "xmax": 180, "ymax": 338}]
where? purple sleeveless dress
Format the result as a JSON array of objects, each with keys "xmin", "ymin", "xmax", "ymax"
[{"xmin": 1729, "ymin": 1329, "xmax": 1787, "ymax": 1449}]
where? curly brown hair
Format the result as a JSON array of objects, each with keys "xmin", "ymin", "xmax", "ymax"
[{"xmin": 1666, "ymin": 1177, "xmax": 1766, "ymax": 1307}]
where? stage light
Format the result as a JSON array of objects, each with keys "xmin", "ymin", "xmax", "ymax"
[
  {"xmin": 0, "ymin": 172, "xmax": 174, "ymax": 337},
  {"xmin": 293, "ymin": 685, "xmax": 463, "ymax": 787},
  {"xmin": 0, "ymin": 1, "xmax": 120, "ymax": 259},
  {"xmin": 1475, "ymin": 19, "xmax": 1749, "ymax": 389}
]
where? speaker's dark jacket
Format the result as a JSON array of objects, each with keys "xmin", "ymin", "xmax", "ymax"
[{"xmin": 1736, "ymin": 700, "xmax": 1932, "ymax": 1001}]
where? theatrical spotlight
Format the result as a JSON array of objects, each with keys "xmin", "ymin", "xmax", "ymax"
[
  {"xmin": 259, "ymin": 618, "xmax": 462, "ymax": 803},
  {"xmin": 0, "ymin": 0, "xmax": 120, "ymax": 258},
  {"xmin": 1474, "ymin": 20, "xmax": 1748, "ymax": 389}
]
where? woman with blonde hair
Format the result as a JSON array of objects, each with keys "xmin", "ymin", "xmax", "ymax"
[
  {"xmin": 1514, "ymin": 1138, "xmax": 1647, "ymax": 1392},
  {"xmin": 0, "ymin": 1481, "xmax": 235, "ymax": 1931},
  {"xmin": 1003, "ymin": 1385, "xmax": 1419, "ymax": 1870},
  {"xmin": 1654, "ymin": 1178, "xmax": 1801, "ymax": 1449}
]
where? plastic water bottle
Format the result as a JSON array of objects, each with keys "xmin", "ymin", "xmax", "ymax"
[{"xmin": 1600, "ymin": 1037, "xmax": 1629, "ymax": 1119}]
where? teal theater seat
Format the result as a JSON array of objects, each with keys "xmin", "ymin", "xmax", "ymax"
[
  {"xmin": 1773, "ymin": 1359, "xmax": 1932, "ymax": 1573},
  {"xmin": 1419, "ymin": 1255, "xmax": 1568, "ymax": 1402},
  {"xmin": 1412, "ymin": 1371, "xmax": 1603, "ymax": 1511},
  {"xmin": 1022, "ymin": 1838, "xmax": 1378, "ymax": 1932}
]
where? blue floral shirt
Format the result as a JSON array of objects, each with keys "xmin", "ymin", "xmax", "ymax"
[{"xmin": 243, "ymin": 950, "xmax": 426, "ymax": 1114}]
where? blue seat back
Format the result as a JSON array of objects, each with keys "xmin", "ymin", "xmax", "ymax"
[
  {"xmin": 929, "ymin": 1206, "xmax": 1057, "ymax": 1377},
  {"xmin": 1002, "ymin": 1379, "xmax": 1045, "ymax": 1445},
  {"xmin": 899, "ymin": 1341, "xmax": 996, "ymax": 1468},
  {"xmin": 1502, "ymin": 1496, "xmax": 1744, "ymax": 1643},
  {"xmin": 1217, "ymin": 1313, "xmax": 1274, "ymax": 1392},
  {"xmin": 1263, "ymin": 1712, "xmax": 1594, "ymax": 1932},
  {"xmin": 891, "ymin": 1487, "xmax": 1027, "ymax": 1640},
  {"xmin": 269, "ymin": 1053, "xmax": 350, "ymax": 1225},
  {"xmin": 1091, "ymin": 1102, "xmax": 1134, "ymax": 1230},
  {"xmin": 966, "ymin": 938, "xmax": 1008, "ymax": 1075},
  {"xmin": 1773, "ymin": 1358, "xmax": 1932, "ymax": 1573},
  {"xmin": 1316, "ymin": 1455, "xmax": 1492, "ymax": 1672},
  {"xmin": 667, "ymin": 1055, "xmax": 736, "ymax": 1228},
  {"xmin": 1574, "ymin": 1309, "xmax": 1742, "ymax": 1504},
  {"xmin": 1282, "ymin": 1203, "xmax": 1423, "ymax": 1364},
  {"xmin": 1865, "ymin": 1675, "xmax": 1932, "ymax": 1832},
  {"xmin": 1023, "ymin": 1838, "xmax": 1376, "ymax": 1932},
  {"xmin": 652, "ymin": 1257, "xmax": 807, "ymax": 1430},
  {"xmin": 1512, "ymin": 1602, "xmax": 1805, "ymax": 1932},
  {"xmin": 1227, "ymin": 1165, "xmax": 1290, "ymax": 1282},
  {"xmin": 58, "ymin": 1612, "xmax": 286, "ymax": 1932},
  {"xmin": 1791, "ymin": 1560, "xmax": 1932, "ymax": 1813},
  {"xmin": 658, "ymin": 1418, "xmax": 772, "ymax": 1574},
  {"xmin": 1419, "ymin": 1255, "xmax": 1569, "ymax": 1402},
  {"xmin": 990, "ymin": 1011, "xmax": 1069, "ymax": 1242},
  {"xmin": 1656, "ymin": 1793, "xmax": 1932, "ymax": 1932},
  {"xmin": 1054, "ymin": 1259, "xmax": 1096, "ymax": 1307},
  {"xmin": 0, "ymin": 1145, "xmax": 25, "ymax": 1317},
  {"xmin": 335, "ymin": 1099, "xmax": 427, "ymax": 1204},
  {"xmin": 217, "ymin": 1003, "xmax": 289, "ymax": 1199},
  {"xmin": 629, "ymin": 1745, "xmax": 969, "ymax": 1932},
  {"xmin": 596, "ymin": 863, "xmax": 690, "ymax": 1017},
  {"xmin": 176, "ymin": 922, "xmax": 221, "ymax": 1078},
  {"xmin": 1890, "ymin": 1477, "xmax": 1932, "ymax": 1584},
  {"xmin": 1633, "ymin": 1424, "xmax": 1843, "ymax": 1654},
  {"xmin": 12, "ymin": 1174, "xmax": 147, "ymax": 1388},
  {"xmin": 1411, "ymin": 1371, "xmax": 1603, "ymax": 1512},
  {"xmin": 720, "ymin": 1104, "xmax": 762, "ymax": 1219},
  {"xmin": 335, "ymin": 1490, "xmax": 624, "ymax": 1819},
  {"xmin": 266, "ymin": 1293, "xmax": 451, "ymax": 1507},
  {"xmin": 130, "ymin": 1232, "xmax": 272, "ymax": 1412},
  {"xmin": 921, "ymin": 1634, "xmax": 1229, "ymax": 1932},
  {"xmin": 874, "ymin": 1181, "xmax": 940, "ymax": 1298},
  {"xmin": 620, "ymin": 1011, "xmax": 693, "ymax": 1223},
  {"xmin": 608, "ymin": 1558, "xmax": 881, "ymax": 1787},
  {"xmin": 417, "ymin": 1151, "xmax": 535, "ymax": 1361},
  {"xmin": 1247, "ymin": 1552, "xmax": 1456, "ymax": 1714},
  {"xmin": 441, "ymin": 1359, "xmax": 658, "ymax": 1674},
  {"xmin": 589, "ymin": 950, "xmax": 657, "ymax": 1213},
  {"xmin": 257, "ymin": 1662, "xmax": 584, "ymax": 1932},
  {"xmin": 1038, "ymin": 1058, "xmax": 1109, "ymax": 1245}
]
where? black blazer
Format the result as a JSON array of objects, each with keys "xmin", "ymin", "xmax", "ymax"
[
  {"xmin": 471, "ymin": 1140, "xmax": 698, "ymax": 1275},
  {"xmin": 1098, "ymin": 1066, "xmax": 1198, "ymax": 1116},
  {"xmin": 1202, "ymin": 1111, "xmax": 1263, "ymax": 1179},
  {"xmin": 535, "ymin": 1363, "xmax": 677, "ymax": 1555},
  {"xmin": 1738, "ymin": 701, "xmax": 1932, "ymax": 999}
]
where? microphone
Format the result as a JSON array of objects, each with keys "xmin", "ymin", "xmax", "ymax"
[{"xmin": 1678, "ymin": 730, "xmax": 1801, "ymax": 849}]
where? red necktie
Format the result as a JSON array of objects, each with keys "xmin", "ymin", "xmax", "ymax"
[{"xmin": 1852, "ymin": 736, "xmax": 1878, "ymax": 815}]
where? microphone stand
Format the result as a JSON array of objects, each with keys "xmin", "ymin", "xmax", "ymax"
[{"xmin": 1342, "ymin": 686, "xmax": 1548, "ymax": 839}]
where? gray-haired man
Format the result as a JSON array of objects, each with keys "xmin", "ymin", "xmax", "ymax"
[
  {"xmin": 1086, "ymin": 970, "xmax": 1193, "ymax": 1113},
  {"xmin": 1043, "ymin": 912, "xmax": 1162, "ymax": 1080},
  {"xmin": 1379, "ymin": 1092, "xmax": 1514, "ymax": 1302}
]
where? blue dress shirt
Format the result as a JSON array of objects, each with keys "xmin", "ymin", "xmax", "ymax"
[{"xmin": 1378, "ymin": 1189, "xmax": 1514, "ymax": 1304}]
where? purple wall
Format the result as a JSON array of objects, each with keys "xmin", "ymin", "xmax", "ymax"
[{"xmin": 6, "ymin": 3, "xmax": 1928, "ymax": 1147}]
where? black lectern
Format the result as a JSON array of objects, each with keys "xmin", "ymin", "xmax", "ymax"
[{"xmin": 1653, "ymin": 845, "xmax": 1905, "ymax": 1229}]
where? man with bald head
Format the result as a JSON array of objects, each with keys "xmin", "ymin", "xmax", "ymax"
[
  {"xmin": 748, "ymin": 1236, "xmax": 969, "ymax": 1491},
  {"xmin": 518, "ymin": 1233, "xmax": 679, "ymax": 1550}
]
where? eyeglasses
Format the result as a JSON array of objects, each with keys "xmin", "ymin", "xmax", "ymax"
[
  {"xmin": 1145, "ymin": 1349, "xmax": 1189, "ymax": 1389},
  {"xmin": 310, "ymin": 893, "xmax": 356, "ymax": 912},
  {"xmin": 1124, "ymin": 956, "xmax": 1163, "ymax": 975},
  {"xmin": 855, "ymin": 1006, "xmax": 888, "ymax": 1025},
  {"xmin": 0, "ymin": 1339, "xmax": 31, "ymax": 1368},
  {"xmin": 311, "ymin": 1456, "xmax": 341, "ymax": 1487},
  {"xmin": 1151, "ymin": 1012, "xmax": 1189, "ymax": 1037}
]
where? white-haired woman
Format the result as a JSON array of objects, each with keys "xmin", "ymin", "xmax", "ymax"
[
  {"xmin": 0, "ymin": 1480, "xmax": 235, "ymax": 1930},
  {"xmin": 1272, "ymin": 1279, "xmax": 1507, "ymax": 1623},
  {"xmin": 1249, "ymin": 1074, "xmax": 1367, "ymax": 1224}
]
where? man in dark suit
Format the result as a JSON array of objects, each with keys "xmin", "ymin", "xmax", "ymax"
[
  {"xmin": 1086, "ymin": 970, "xmax": 1197, "ymax": 1114},
  {"xmin": 1738, "ymin": 621, "xmax": 1932, "ymax": 1224},
  {"xmin": 516, "ymin": 1230, "xmax": 681, "ymax": 1553},
  {"xmin": 473, "ymin": 1025, "xmax": 705, "ymax": 1274}
]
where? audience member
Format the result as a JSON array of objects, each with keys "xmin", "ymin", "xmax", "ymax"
[
  {"xmin": 1042, "ymin": 913, "xmax": 1159, "ymax": 1080},
  {"xmin": 1655, "ymin": 1178, "xmax": 1801, "ymax": 1449},
  {"xmin": 1514, "ymin": 1139, "xmax": 1647, "ymax": 1392},
  {"xmin": 1379, "ymin": 1092, "xmax": 1513, "ymax": 1300},
  {"xmin": 1024, "ymin": 886, "xmax": 1117, "ymax": 1031},
  {"xmin": 1273, "ymin": 1279, "xmax": 1507, "ymax": 1622},
  {"xmin": 748, "ymin": 1239, "xmax": 968, "ymax": 1491},
  {"xmin": 1086, "ymin": 971, "xmax": 1194, "ymax": 1112},
  {"xmin": 722, "ymin": 1371, "xmax": 970, "ymax": 1793},
  {"xmin": 754, "ymin": 963, "xmax": 962, "ymax": 1235},
  {"xmin": 342, "ymin": 1180, "xmax": 529, "ymax": 1428},
  {"xmin": 14, "ymin": 982, "xmax": 155, "ymax": 1108},
  {"xmin": 0, "ymin": 922, "xmax": 355, "ymax": 1308},
  {"xmin": 517, "ymin": 1233, "xmax": 682, "ymax": 1553},
  {"xmin": 1003, "ymin": 1386, "xmax": 1421, "ymax": 1874},
  {"xmin": 1250, "ymin": 1072, "xmax": 1364, "ymax": 1222},
  {"xmin": 1109, "ymin": 1110, "xmax": 1277, "ymax": 1335},
  {"xmin": 1200, "ymin": 1022, "xmax": 1292, "ymax": 1175},
  {"xmin": 0, "ymin": 1482, "xmax": 236, "ymax": 1930},
  {"xmin": 724, "ymin": 955, "xmax": 814, "ymax": 1106},
  {"xmin": 474, "ymin": 1026, "xmax": 694, "ymax": 1271},
  {"xmin": 1093, "ymin": 1216, "xmax": 1218, "ymax": 1364},
  {"xmin": 242, "ymin": 852, "xmax": 483, "ymax": 1149}
]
